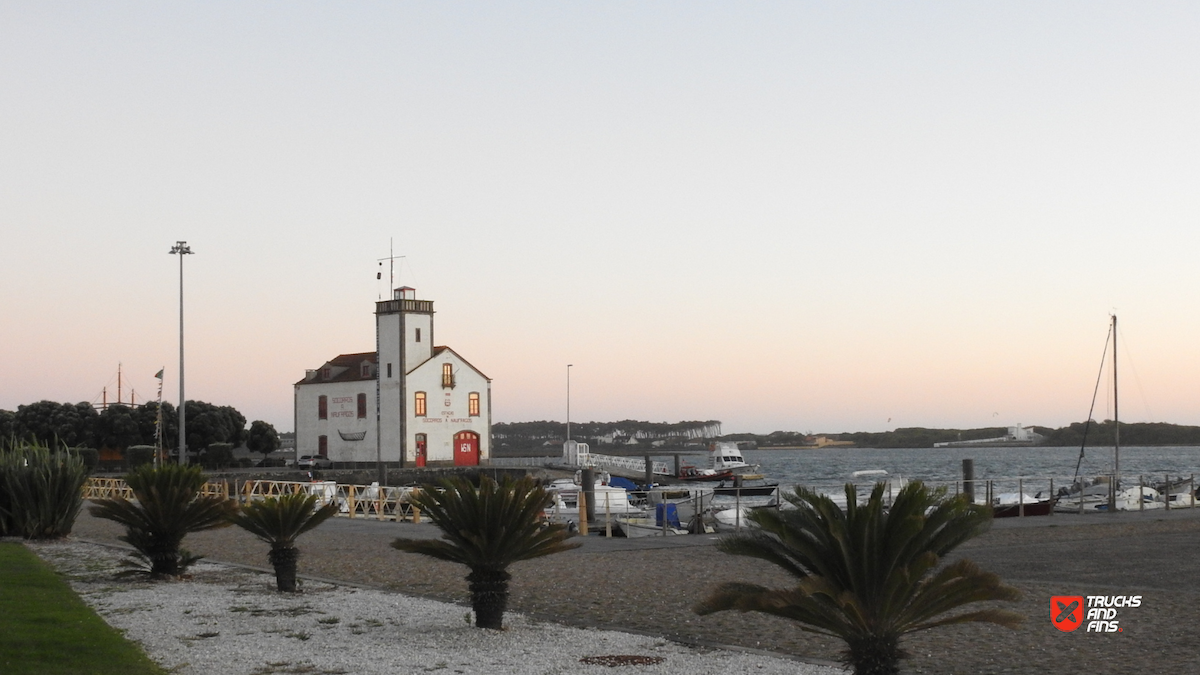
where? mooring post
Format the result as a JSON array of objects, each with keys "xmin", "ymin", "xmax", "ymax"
[
  {"xmin": 962, "ymin": 459, "xmax": 975, "ymax": 504},
  {"xmin": 604, "ymin": 492, "xmax": 612, "ymax": 538},
  {"xmin": 674, "ymin": 454, "xmax": 681, "ymax": 477},
  {"xmin": 1019, "ymin": 477, "xmax": 1024, "ymax": 517},
  {"xmin": 581, "ymin": 467, "xmax": 595, "ymax": 530},
  {"xmin": 1165, "ymin": 473, "xmax": 1170, "ymax": 511},
  {"xmin": 644, "ymin": 455, "xmax": 653, "ymax": 488},
  {"xmin": 577, "ymin": 489, "xmax": 589, "ymax": 536}
]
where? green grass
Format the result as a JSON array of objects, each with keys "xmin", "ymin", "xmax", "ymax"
[{"xmin": 0, "ymin": 542, "xmax": 166, "ymax": 675}]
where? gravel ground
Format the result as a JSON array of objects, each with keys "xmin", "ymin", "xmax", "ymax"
[
  {"xmin": 64, "ymin": 506, "xmax": 1200, "ymax": 675},
  {"xmin": 28, "ymin": 540, "xmax": 844, "ymax": 675}
]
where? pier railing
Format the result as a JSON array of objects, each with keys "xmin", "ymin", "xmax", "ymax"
[
  {"xmin": 82, "ymin": 477, "xmax": 424, "ymax": 522},
  {"xmin": 82, "ymin": 477, "xmax": 230, "ymax": 500},
  {"xmin": 489, "ymin": 454, "xmax": 673, "ymax": 476},
  {"xmin": 797, "ymin": 472, "xmax": 1198, "ymax": 516},
  {"xmin": 585, "ymin": 453, "xmax": 671, "ymax": 476}
]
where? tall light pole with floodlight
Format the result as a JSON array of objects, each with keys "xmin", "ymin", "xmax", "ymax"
[{"xmin": 169, "ymin": 241, "xmax": 193, "ymax": 464}]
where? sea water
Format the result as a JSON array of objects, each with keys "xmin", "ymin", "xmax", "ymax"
[{"xmin": 735, "ymin": 445, "xmax": 1200, "ymax": 495}]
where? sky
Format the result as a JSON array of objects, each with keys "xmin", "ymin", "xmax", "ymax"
[{"xmin": 3, "ymin": 2, "xmax": 1200, "ymax": 435}]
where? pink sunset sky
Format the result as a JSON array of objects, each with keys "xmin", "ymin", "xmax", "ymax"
[{"xmin": 4, "ymin": 3, "xmax": 1200, "ymax": 434}]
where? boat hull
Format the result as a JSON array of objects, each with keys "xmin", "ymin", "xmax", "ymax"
[
  {"xmin": 993, "ymin": 499, "xmax": 1056, "ymax": 518},
  {"xmin": 713, "ymin": 484, "xmax": 780, "ymax": 498},
  {"xmin": 614, "ymin": 516, "xmax": 687, "ymax": 538}
]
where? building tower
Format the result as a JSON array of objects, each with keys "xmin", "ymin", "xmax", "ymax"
[{"xmin": 376, "ymin": 287, "xmax": 434, "ymax": 467}]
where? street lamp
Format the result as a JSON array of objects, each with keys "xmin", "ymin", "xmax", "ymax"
[
  {"xmin": 566, "ymin": 364, "xmax": 573, "ymax": 442},
  {"xmin": 169, "ymin": 241, "xmax": 193, "ymax": 464}
]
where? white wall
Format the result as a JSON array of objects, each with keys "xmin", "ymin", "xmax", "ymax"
[
  {"xmin": 294, "ymin": 380, "xmax": 377, "ymax": 462},
  {"xmin": 407, "ymin": 349, "xmax": 491, "ymax": 463}
]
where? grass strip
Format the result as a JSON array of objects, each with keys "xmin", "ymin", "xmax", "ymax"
[{"xmin": 0, "ymin": 542, "xmax": 166, "ymax": 675}]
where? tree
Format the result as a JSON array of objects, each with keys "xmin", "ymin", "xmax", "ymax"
[
  {"xmin": 391, "ymin": 475, "xmax": 580, "ymax": 629},
  {"xmin": 229, "ymin": 493, "xmax": 339, "ymax": 591},
  {"xmin": 695, "ymin": 482, "xmax": 1022, "ymax": 675},
  {"xmin": 246, "ymin": 420, "xmax": 280, "ymax": 459},
  {"xmin": 0, "ymin": 410, "xmax": 15, "ymax": 441},
  {"xmin": 14, "ymin": 401, "xmax": 97, "ymax": 448},
  {"xmin": 89, "ymin": 464, "xmax": 237, "ymax": 578},
  {"xmin": 93, "ymin": 404, "xmax": 143, "ymax": 454},
  {"xmin": 131, "ymin": 401, "xmax": 177, "ymax": 452},
  {"xmin": 182, "ymin": 401, "xmax": 247, "ymax": 453}
]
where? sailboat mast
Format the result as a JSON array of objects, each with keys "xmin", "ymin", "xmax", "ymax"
[{"xmin": 1112, "ymin": 314, "xmax": 1119, "ymax": 479}]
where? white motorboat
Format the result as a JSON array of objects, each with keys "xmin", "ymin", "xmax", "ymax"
[{"xmin": 707, "ymin": 442, "xmax": 762, "ymax": 477}]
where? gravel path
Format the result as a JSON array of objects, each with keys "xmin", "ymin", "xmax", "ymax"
[
  {"xmin": 64, "ymin": 506, "xmax": 1200, "ymax": 674},
  {"xmin": 29, "ymin": 539, "xmax": 844, "ymax": 675}
]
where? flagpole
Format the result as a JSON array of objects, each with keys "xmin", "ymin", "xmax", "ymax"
[{"xmin": 154, "ymin": 368, "xmax": 164, "ymax": 468}]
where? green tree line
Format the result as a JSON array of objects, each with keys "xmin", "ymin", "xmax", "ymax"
[{"xmin": 0, "ymin": 399, "xmax": 278, "ymax": 457}]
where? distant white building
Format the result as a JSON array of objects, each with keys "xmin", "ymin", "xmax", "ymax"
[
  {"xmin": 933, "ymin": 424, "xmax": 1044, "ymax": 448},
  {"xmin": 294, "ymin": 287, "xmax": 491, "ymax": 467}
]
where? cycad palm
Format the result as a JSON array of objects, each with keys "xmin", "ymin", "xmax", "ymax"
[
  {"xmin": 391, "ymin": 475, "xmax": 579, "ymax": 629},
  {"xmin": 89, "ymin": 463, "xmax": 237, "ymax": 578},
  {"xmin": 229, "ymin": 493, "xmax": 339, "ymax": 592},
  {"xmin": 695, "ymin": 481, "xmax": 1022, "ymax": 675}
]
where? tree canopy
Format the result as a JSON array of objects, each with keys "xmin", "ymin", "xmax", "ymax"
[{"xmin": 246, "ymin": 420, "xmax": 280, "ymax": 456}]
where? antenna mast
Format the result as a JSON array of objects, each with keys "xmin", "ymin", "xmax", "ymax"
[{"xmin": 376, "ymin": 238, "xmax": 404, "ymax": 298}]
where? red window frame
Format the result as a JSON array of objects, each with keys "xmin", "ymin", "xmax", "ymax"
[
  {"xmin": 468, "ymin": 392, "xmax": 480, "ymax": 416},
  {"xmin": 357, "ymin": 393, "xmax": 367, "ymax": 419},
  {"xmin": 318, "ymin": 395, "xmax": 328, "ymax": 420}
]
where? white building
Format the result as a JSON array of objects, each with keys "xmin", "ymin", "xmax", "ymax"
[{"xmin": 294, "ymin": 287, "xmax": 492, "ymax": 467}]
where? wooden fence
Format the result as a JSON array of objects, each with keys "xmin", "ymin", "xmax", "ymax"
[{"xmin": 81, "ymin": 478, "xmax": 422, "ymax": 523}]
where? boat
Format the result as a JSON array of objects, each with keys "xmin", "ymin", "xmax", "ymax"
[
  {"xmin": 677, "ymin": 464, "xmax": 734, "ymax": 482},
  {"xmin": 991, "ymin": 492, "xmax": 1057, "ymax": 518},
  {"xmin": 646, "ymin": 485, "xmax": 713, "ymax": 524},
  {"xmin": 710, "ymin": 504, "xmax": 780, "ymax": 531},
  {"xmin": 614, "ymin": 503, "xmax": 690, "ymax": 537},
  {"xmin": 545, "ymin": 478, "xmax": 646, "ymax": 527},
  {"xmin": 614, "ymin": 516, "xmax": 689, "ymax": 537},
  {"xmin": 713, "ymin": 483, "xmax": 781, "ymax": 498},
  {"xmin": 1059, "ymin": 315, "xmax": 1165, "ymax": 512},
  {"xmin": 707, "ymin": 441, "xmax": 762, "ymax": 477}
]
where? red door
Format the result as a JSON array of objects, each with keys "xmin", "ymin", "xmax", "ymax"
[
  {"xmin": 415, "ymin": 434, "xmax": 427, "ymax": 468},
  {"xmin": 453, "ymin": 431, "xmax": 480, "ymax": 466}
]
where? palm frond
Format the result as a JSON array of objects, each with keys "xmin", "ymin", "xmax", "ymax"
[
  {"xmin": 88, "ymin": 463, "xmax": 236, "ymax": 577},
  {"xmin": 696, "ymin": 479, "xmax": 1022, "ymax": 674},
  {"xmin": 393, "ymin": 475, "xmax": 580, "ymax": 569},
  {"xmin": 230, "ymin": 493, "xmax": 339, "ymax": 548}
]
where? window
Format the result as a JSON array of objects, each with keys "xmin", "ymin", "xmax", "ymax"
[
  {"xmin": 469, "ymin": 392, "xmax": 480, "ymax": 416},
  {"xmin": 387, "ymin": 363, "xmax": 392, "ymax": 378},
  {"xmin": 416, "ymin": 328, "xmax": 421, "ymax": 342},
  {"xmin": 321, "ymin": 367, "xmax": 331, "ymax": 380},
  {"xmin": 357, "ymin": 393, "xmax": 367, "ymax": 419},
  {"xmin": 318, "ymin": 395, "xmax": 327, "ymax": 420},
  {"xmin": 442, "ymin": 363, "xmax": 455, "ymax": 388},
  {"xmin": 361, "ymin": 363, "xmax": 371, "ymax": 377},
  {"xmin": 414, "ymin": 391, "xmax": 426, "ymax": 416},
  {"xmin": 318, "ymin": 435, "xmax": 328, "ymax": 457}
]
